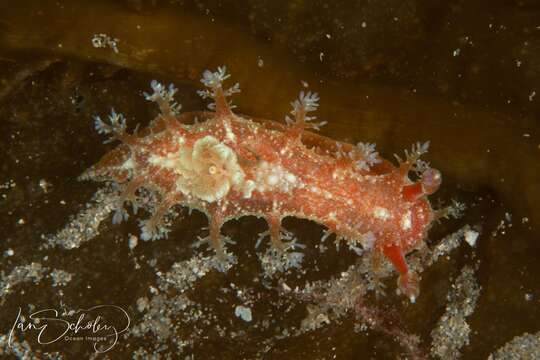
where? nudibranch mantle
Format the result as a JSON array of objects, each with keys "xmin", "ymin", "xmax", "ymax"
[{"xmin": 81, "ymin": 67, "xmax": 458, "ymax": 302}]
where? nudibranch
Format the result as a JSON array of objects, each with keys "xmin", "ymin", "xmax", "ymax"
[{"xmin": 81, "ymin": 67, "xmax": 457, "ymax": 302}]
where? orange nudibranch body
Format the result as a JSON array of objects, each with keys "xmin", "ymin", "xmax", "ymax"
[{"xmin": 82, "ymin": 67, "xmax": 446, "ymax": 302}]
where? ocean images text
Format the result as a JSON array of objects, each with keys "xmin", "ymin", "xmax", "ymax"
[{"xmin": 9, "ymin": 304, "xmax": 130, "ymax": 353}]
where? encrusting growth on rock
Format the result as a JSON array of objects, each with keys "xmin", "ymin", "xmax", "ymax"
[{"xmin": 81, "ymin": 66, "xmax": 462, "ymax": 302}]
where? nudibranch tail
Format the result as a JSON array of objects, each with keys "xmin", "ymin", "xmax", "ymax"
[{"xmin": 81, "ymin": 66, "xmax": 456, "ymax": 302}]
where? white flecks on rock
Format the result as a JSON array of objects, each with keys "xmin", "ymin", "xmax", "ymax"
[
  {"xmin": 234, "ymin": 305, "xmax": 253, "ymax": 322},
  {"xmin": 464, "ymin": 230, "xmax": 479, "ymax": 247},
  {"xmin": 38, "ymin": 179, "xmax": 51, "ymax": 193},
  {"xmin": 43, "ymin": 187, "xmax": 119, "ymax": 250},
  {"xmin": 50, "ymin": 269, "xmax": 74, "ymax": 287},
  {"xmin": 91, "ymin": 33, "xmax": 119, "ymax": 53},
  {"xmin": 129, "ymin": 234, "xmax": 139, "ymax": 249}
]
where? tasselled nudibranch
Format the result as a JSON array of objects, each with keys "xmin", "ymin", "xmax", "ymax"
[{"xmin": 81, "ymin": 67, "xmax": 460, "ymax": 302}]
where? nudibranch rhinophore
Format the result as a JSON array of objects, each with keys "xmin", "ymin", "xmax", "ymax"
[{"xmin": 81, "ymin": 67, "xmax": 461, "ymax": 302}]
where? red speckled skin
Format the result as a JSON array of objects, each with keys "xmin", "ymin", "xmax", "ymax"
[{"xmin": 83, "ymin": 76, "xmax": 441, "ymax": 302}]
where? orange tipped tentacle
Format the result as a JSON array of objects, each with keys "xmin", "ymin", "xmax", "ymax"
[
  {"xmin": 382, "ymin": 243, "xmax": 419, "ymax": 303},
  {"xmin": 382, "ymin": 243, "xmax": 408, "ymax": 276}
]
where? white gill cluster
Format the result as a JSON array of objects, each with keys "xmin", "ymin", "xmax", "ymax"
[{"xmin": 149, "ymin": 135, "xmax": 245, "ymax": 202}]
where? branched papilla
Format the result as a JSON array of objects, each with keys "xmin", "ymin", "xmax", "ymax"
[
  {"xmin": 139, "ymin": 218, "xmax": 171, "ymax": 241},
  {"xmin": 354, "ymin": 142, "xmax": 381, "ymax": 170},
  {"xmin": 334, "ymin": 143, "xmax": 354, "ymax": 167},
  {"xmin": 272, "ymin": 237, "xmax": 306, "ymax": 268},
  {"xmin": 333, "ymin": 234, "xmax": 365, "ymax": 256},
  {"xmin": 410, "ymin": 141, "xmax": 430, "ymax": 159},
  {"xmin": 143, "ymin": 80, "xmax": 182, "ymax": 117},
  {"xmin": 94, "ymin": 108, "xmax": 136, "ymax": 144},
  {"xmin": 193, "ymin": 233, "xmax": 236, "ymax": 249},
  {"xmin": 448, "ymin": 200, "xmax": 467, "ymax": 218},
  {"xmin": 320, "ymin": 229, "xmax": 334, "ymax": 242},
  {"xmin": 109, "ymin": 179, "xmax": 147, "ymax": 225},
  {"xmin": 256, "ymin": 227, "xmax": 306, "ymax": 273},
  {"xmin": 191, "ymin": 214, "xmax": 238, "ymax": 270},
  {"xmin": 394, "ymin": 141, "xmax": 431, "ymax": 177},
  {"xmin": 285, "ymin": 91, "xmax": 327, "ymax": 132},
  {"xmin": 192, "ymin": 232, "xmax": 237, "ymax": 272},
  {"xmin": 436, "ymin": 199, "xmax": 467, "ymax": 221},
  {"xmin": 255, "ymin": 227, "xmax": 301, "ymax": 250},
  {"xmin": 395, "ymin": 141, "xmax": 430, "ymax": 164},
  {"xmin": 201, "ymin": 66, "xmax": 230, "ymax": 88},
  {"xmin": 197, "ymin": 66, "xmax": 240, "ymax": 114}
]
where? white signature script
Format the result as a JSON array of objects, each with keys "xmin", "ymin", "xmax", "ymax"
[{"xmin": 9, "ymin": 305, "xmax": 130, "ymax": 353}]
